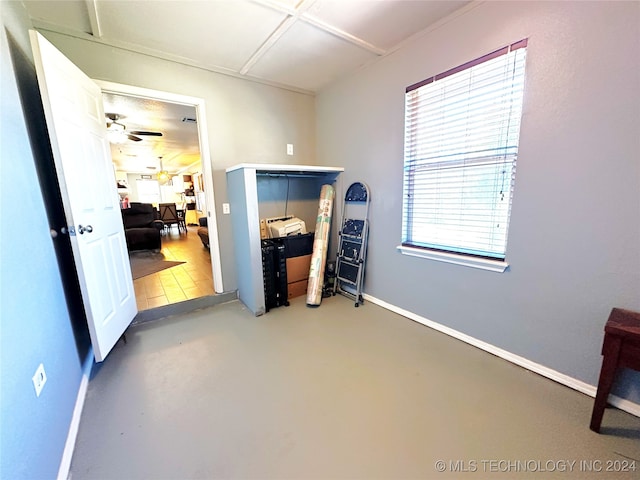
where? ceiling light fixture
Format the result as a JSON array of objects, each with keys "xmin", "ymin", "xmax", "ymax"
[
  {"xmin": 106, "ymin": 122, "xmax": 128, "ymax": 144},
  {"xmin": 157, "ymin": 157, "xmax": 171, "ymax": 185}
]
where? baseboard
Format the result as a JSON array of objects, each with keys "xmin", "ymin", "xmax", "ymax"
[
  {"xmin": 57, "ymin": 348, "xmax": 93, "ymax": 480},
  {"xmin": 363, "ymin": 294, "xmax": 640, "ymax": 418}
]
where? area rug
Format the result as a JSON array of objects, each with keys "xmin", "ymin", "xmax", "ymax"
[{"xmin": 129, "ymin": 253, "xmax": 185, "ymax": 280}]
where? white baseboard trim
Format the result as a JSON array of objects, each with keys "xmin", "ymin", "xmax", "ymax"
[
  {"xmin": 57, "ymin": 348, "xmax": 93, "ymax": 480},
  {"xmin": 363, "ymin": 294, "xmax": 640, "ymax": 418}
]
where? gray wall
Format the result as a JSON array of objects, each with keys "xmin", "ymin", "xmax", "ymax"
[
  {"xmin": 36, "ymin": 29, "xmax": 317, "ymax": 291},
  {"xmin": 1, "ymin": 2, "xmax": 87, "ymax": 478},
  {"xmin": 316, "ymin": 1, "xmax": 640, "ymax": 403}
]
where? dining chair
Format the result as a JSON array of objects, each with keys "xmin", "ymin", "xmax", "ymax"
[
  {"xmin": 158, "ymin": 203, "xmax": 186, "ymax": 234},
  {"xmin": 176, "ymin": 207, "xmax": 187, "ymax": 232}
]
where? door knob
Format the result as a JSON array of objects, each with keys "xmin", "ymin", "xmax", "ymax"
[{"xmin": 78, "ymin": 225, "xmax": 93, "ymax": 234}]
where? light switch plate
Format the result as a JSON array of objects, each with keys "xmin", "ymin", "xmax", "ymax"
[{"xmin": 33, "ymin": 363, "xmax": 47, "ymax": 397}]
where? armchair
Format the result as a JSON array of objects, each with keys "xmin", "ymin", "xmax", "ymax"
[
  {"xmin": 197, "ymin": 216, "xmax": 209, "ymax": 249},
  {"xmin": 122, "ymin": 203, "xmax": 164, "ymax": 251}
]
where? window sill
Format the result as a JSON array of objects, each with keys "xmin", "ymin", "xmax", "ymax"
[{"xmin": 396, "ymin": 245, "xmax": 509, "ymax": 273}]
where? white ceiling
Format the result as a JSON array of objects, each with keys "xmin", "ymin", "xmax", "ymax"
[
  {"xmin": 101, "ymin": 92, "xmax": 201, "ymax": 175},
  {"xmin": 23, "ymin": 0, "xmax": 471, "ymax": 174}
]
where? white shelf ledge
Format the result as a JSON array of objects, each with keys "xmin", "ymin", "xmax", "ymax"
[{"xmin": 226, "ymin": 163, "xmax": 344, "ymax": 175}]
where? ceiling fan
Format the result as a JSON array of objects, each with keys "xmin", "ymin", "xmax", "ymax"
[{"xmin": 105, "ymin": 113, "xmax": 163, "ymax": 143}]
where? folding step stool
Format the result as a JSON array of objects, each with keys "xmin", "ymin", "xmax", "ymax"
[{"xmin": 333, "ymin": 182, "xmax": 370, "ymax": 307}]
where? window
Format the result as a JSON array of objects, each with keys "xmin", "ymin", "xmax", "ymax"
[
  {"xmin": 401, "ymin": 39, "xmax": 527, "ymax": 269},
  {"xmin": 136, "ymin": 179, "xmax": 160, "ymax": 204}
]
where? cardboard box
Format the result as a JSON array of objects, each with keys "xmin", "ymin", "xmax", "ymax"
[
  {"xmin": 259, "ymin": 219, "xmax": 269, "ymax": 239},
  {"xmin": 286, "ymin": 254, "xmax": 312, "ymax": 283},
  {"xmin": 287, "ymin": 279, "xmax": 308, "ymax": 299}
]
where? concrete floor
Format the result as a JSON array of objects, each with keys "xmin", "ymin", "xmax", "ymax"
[{"xmin": 70, "ymin": 296, "xmax": 640, "ymax": 479}]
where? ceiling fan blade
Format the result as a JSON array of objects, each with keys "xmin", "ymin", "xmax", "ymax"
[
  {"xmin": 127, "ymin": 134, "xmax": 142, "ymax": 142},
  {"xmin": 130, "ymin": 130, "xmax": 163, "ymax": 137}
]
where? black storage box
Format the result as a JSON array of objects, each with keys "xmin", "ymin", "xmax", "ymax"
[
  {"xmin": 262, "ymin": 239, "xmax": 288, "ymax": 311},
  {"xmin": 280, "ymin": 232, "xmax": 314, "ymax": 258}
]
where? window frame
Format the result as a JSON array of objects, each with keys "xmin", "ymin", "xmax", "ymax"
[{"xmin": 399, "ymin": 39, "xmax": 528, "ymax": 272}]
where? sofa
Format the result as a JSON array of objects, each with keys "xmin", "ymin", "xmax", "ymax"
[
  {"xmin": 197, "ymin": 217, "xmax": 209, "ymax": 249},
  {"xmin": 122, "ymin": 203, "xmax": 164, "ymax": 251}
]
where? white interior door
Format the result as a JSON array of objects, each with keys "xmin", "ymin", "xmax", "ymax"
[{"xmin": 30, "ymin": 31, "xmax": 137, "ymax": 362}]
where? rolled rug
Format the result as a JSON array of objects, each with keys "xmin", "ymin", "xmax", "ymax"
[{"xmin": 306, "ymin": 184, "xmax": 335, "ymax": 307}]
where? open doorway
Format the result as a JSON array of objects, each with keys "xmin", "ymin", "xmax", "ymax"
[{"xmin": 96, "ymin": 81, "xmax": 225, "ymax": 310}]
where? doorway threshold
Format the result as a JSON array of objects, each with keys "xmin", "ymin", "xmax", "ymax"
[{"xmin": 131, "ymin": 292, "xmax": 237, "ymax": 326}]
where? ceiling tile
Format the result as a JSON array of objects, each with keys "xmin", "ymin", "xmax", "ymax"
[
  {"xmin": 23, "ymin": 0, "xmax": 92, "ymax": 33},
  {"xmin": 96, "ymin": 0, "xmax": 288, "ymax": 72},
  {"xmin": 247, "ymin": 20, "xmax": 377, "ymax": 92},
  {"xmin": 268, "ymin": 0, "xmax": 302, "ymax": 9},
  {"xmin": 305, "ymin": 0, "xmax": 471, "ymax": 50}
]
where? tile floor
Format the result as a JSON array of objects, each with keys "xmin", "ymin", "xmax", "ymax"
[{"xmin": 132, "ymin": 225, "xmax": 215, "ymax": 311}]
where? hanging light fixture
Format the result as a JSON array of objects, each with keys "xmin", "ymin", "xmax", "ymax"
[{"xmin": 157, "ymin": 156, "xmax": 171, "ymax": 185}]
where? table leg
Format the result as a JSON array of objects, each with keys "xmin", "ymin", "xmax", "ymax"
[{"xmin": 590, "ymin": 335, "xmax": 622, "ymax": 432}]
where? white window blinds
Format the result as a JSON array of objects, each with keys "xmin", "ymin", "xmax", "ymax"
[{"xmin": 402, "ymin": 39, "xmax": 527, "ymax": 260}]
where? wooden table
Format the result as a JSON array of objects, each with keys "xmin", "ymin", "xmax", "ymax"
[{"xmin": 590, "ymin": 307, "xmax": 640, "ymax": 432}]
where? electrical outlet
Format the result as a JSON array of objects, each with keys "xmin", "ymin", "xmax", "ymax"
[
  {"xmin": 32, "ymin": 363, "xmax": 47, "ymax": 397},
  {"xmin": 222, "ymin": 203, "xmax": 230, "ymax": 214},
  {"xmin": 286, "ymin": 144, "xmax": 294, "ymax": 156}
]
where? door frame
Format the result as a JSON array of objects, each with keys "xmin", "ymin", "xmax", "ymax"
[{"xmin": 95, "ymin": 80, "xmax": 225, "ymax": 293}]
